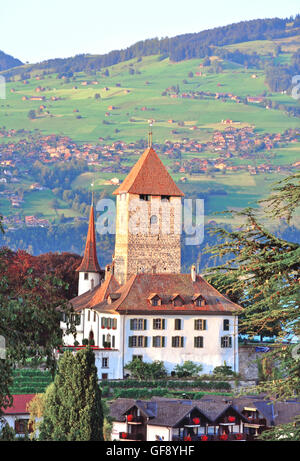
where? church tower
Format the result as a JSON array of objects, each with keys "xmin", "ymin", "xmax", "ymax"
[
  {"xmin": 76, "ymin": 203, "xmax": 102, "ymax": 295},
  {"xmin": 113, "ymin": 143, "xmax": 184, "ymax": 285}
]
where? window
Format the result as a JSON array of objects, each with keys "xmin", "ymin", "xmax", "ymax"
[
  {"xmin": 112, "ymin": 336, "xmax": 115, "ymax": 348},
  {"xmin": 221, "ymin": 336, "xmax": 232, "ymax": 348},
  {"xmin": 84, "ymin": 273, "xmax": 89, "ymax": 280},
  {"xmin": 153, "ymin": 318, "xmax": 165, "ymax": 330},
  {"xmin": 150, "ymin": 215, "xmax": 158, "ymax": 225},
  {"xmin": 130, "ymin": 319, "xmax": 147, "ymax": 330},
  {"xmin": 75, "ymin": 315, "xmax": 81, "ymax": 326},
  {"xmin": 128, "ymin": 336, "xmax": 148, "ymax": 347},
  {"xmin": 150, "ymin": 295, "xmax": 161, "ymax": 306},
  {"xmin": 223, "ymin": 319, "xmax": 230, "ymax": 331},
  {"xmin": 172, "ymin": 336, "xmax": 184, "ymax": 348},
  {"xmin": 15, "ymin": 419, "xmax": 29, "ymax": 434},
  {"xmin": 139, "ymin": 194, "xmax": 150, "ymax": 201},
  {"xmin": 94, "ymin": 311, "xmax": 96, "ymax": 322},
  {"xmin": 194, "ymin": 336, "xmax": 204, "ymax": 348},
  {"xmin": 161, "ymin": 195, "xmax": 170, "ymax": 202},
  {"xmin": 194, "ymin": 319, "xmax": 207, "ymax": 330},
  {"xmin": 88, "ymin": 310, "xmax": 90, "ymax": 321},
  {"xmin": 152, "ymin": 336, "xmax": 166, "ymax": 347},
  {"xmin": 102, "ymin": 357, "xmax": 109, "ymax": 368},
  {"xmin": 174, "ymin": 319, "xmax": 182, "ymax": 330},
  {"xmin": 133, "ymin": 355, "xmax": 143, "ymax": 361},
  {"xmin": 195, "ymin": 298, "xmax": 205, "ymax": 307}
]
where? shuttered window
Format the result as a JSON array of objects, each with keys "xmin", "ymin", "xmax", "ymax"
[
  {"xmin": 194, "ymin": 336, "xmax": 204, "ymax": 348},
  {"xmin": 130, "ymin": 319, "xmax": 147, "ymax": 330},
  {"xmin": 172, "ymin": 336, "xmax": 184, "ymax": 348},
  {"xmin": 152, "ymin": 336, "xmax": 166, "ymax": 347},
  {"xmin": 128, "ymin": 336, "xmax": 148, "ymax": 347},
  {"xmin": 153, "ymin": 318, "xmax": 166, "ymax": 330},
  {"xmin": 194, "ymin": 319, "xmax": 207, "ymax": 330},
  {"xmin": 221, "ymin": 336, "xmax": 232, "ymax": 348}
]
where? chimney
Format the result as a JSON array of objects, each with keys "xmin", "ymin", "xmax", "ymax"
[{"xmin": 191, "ymin": 264, "xmax": 196, "ymax": 282}]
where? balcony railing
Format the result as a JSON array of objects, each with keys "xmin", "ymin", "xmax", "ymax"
[
  {"xmin": 127, "ymin": 415, "xmax": 142, "ymax": 424},
  {"xmin": 173, "ymin": 433, "xmax": 249, "ymax": 442},
  {"xmin": 119, "ymin": 432, "xmax": 143, "ymax": 441}
]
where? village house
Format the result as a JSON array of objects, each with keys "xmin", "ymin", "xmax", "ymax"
[{"xmin": 1, "ymin": 394, "xmax": 35, "ymax": 437}]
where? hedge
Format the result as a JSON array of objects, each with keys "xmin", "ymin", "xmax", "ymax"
[
  {"xmin": 109, "ymin": 387, "xmax": 232, "ymax": 399},
  {"xmin": 100, "ymin": 379, "xmax": 231, "ymax": 390}
]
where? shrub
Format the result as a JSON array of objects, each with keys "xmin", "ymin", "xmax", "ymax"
[{"xmin": 173, "ymin": 361, "xmax": 203, "ymax": 378}]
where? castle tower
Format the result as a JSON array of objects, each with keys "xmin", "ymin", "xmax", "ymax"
[
  {"xmin": 113, "ymin": 145, "xmax": 184, "ymax": 285},
  {"xmin": 76, "ymin": 203, "xmax": 101, "ymax": 295}
]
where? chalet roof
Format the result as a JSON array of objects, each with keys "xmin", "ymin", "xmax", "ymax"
[
  {"xmin": 93, "ymin": 273, "xmax": 243, "ymax": 315},
  {"xmin": 113, "ymin": 146, "xmax": 184, "ymax": 197},
  {"xmin": 109, "ymin": 398, "xmax": 246, "ymax": 426},
  {"xmin": 109, "ymin": 396, "xmax": 300, "ymax": 427},
  {"xmin": 76, "ymin": 204, "xmax": 101, "ymax": 273}
]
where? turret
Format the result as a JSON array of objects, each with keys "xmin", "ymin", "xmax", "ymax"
[{"xmin": 76, "ymin": 203, "xmax": 101, "ymax": 295}]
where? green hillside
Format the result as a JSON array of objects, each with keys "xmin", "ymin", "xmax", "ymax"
[{"xmin": 0, "ymin": 54, "xmax": 299, "ymax": 143}]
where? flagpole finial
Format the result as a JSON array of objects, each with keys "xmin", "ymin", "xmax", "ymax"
[
  {"xmin": 91, "ymin": 176, "xmax": 95, "ymax": 206},
  {"xmin": 148, "ymin": 121, "xmax": 153, "ymax": 148}
]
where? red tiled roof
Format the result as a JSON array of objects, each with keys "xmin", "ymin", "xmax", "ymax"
[
  {"xmin": 89, "ymin": 273, "xmax": 243, "ymax": 315},
  {"xmin": 70, "ymin": 273, "xmax": 120, "ymax": 312},
  {"xmin": 113, "ymin": 147, "xmax": 184, "ymax": 197},
  {"xmin": 2, "ymin": 394, "xmax": 35, "ymax": 414},
  {"xmin": 76, "ymin": 205, "xmax": 101, "ymax": 273}
]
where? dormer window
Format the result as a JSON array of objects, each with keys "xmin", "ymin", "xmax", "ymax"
[
  {"xmin": 107, "ymin": 293, "xmax": 121, "ymax": 304},
  {"xmin": 171, "ymin": 294, "xmax": 184, "ymax": 307},
  {"xmin": 148, "ymin": 294, "xmax": 161, "ymax": 306},
  {"xmin": 193, "ymin": 294, "xmax": 206, "ymax": 307}
]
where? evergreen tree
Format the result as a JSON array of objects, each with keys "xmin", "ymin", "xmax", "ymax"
[
  {"xmin": 204, "ymin": 172, "xmax": 300, "ymax": 399},
  {"xmin": 39, "ymin": 347, "xmax": 103, "ymax": 441}
]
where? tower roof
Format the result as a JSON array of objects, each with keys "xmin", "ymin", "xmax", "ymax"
[
  {"xmin": 113, "ymin": 146, "xmax": 184, "ymax": 197},
  {"xmin": 76, "ymin": 204, "xmax": 101, "ymax": 273}
]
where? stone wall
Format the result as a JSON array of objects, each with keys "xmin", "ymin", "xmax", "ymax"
[{"xmin": 239, "ymin": 344, "xmax": 264, "ymax": 381}]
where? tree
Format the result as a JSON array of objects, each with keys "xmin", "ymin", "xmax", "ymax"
[
  {"xmin": 27, "ymin": 110, "xmax": 36, "ymax": 120},
  {"xmin": 39, "ymin": 347, "xmax": 103, "ymax": 441},
  {"xmin": 174, "ymin": 361, "xmax": 203, "ymax": 378},
  {"xmin": 0, "ymin": 244, "xmax": 75, "ymax": 417},
  {"xmin": 27, "ymin": 393, "xmax": 45, "ymax": 440},
  {"xmin": 259, "ymin": 416, "xmax": 300, "ymax": 441},
  {"xmin": 125, "ymin": 358, "xmax": 167, "ymax": 381},
  {"xmin": 204, "ymin": 172, "xmax": 300, "ymax": 399}
]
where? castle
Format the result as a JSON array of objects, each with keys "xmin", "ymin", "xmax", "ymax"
[{"xmin": 61, "ymin": 143, "xmax": 242, "ymax": 379}]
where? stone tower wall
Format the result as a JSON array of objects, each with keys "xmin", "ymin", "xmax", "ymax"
[{"xmin": 114, "ymin": 193, "xmax": 182, "ymax": 284}]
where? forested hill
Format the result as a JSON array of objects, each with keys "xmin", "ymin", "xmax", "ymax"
[
  {"xmin": 2, "ymin": 15, "xmax": 300, "ymax": 77},
  {"xmin": 0, "ymin": 50, "xmax": 23, "ymax": 71}
]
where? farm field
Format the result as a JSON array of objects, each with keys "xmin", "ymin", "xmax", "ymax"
[{"xmin": 1, "ymin": 54, "xmax": 299, "ymax": 144}]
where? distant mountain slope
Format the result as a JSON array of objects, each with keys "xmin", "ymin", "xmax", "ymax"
[
  {"xmin": 1, "ymin": 15, "xmax": 299, "ymax": 78},
  {"xmin": 0, "ymin": 50, "xmax": 23, "ymax": 71}
]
